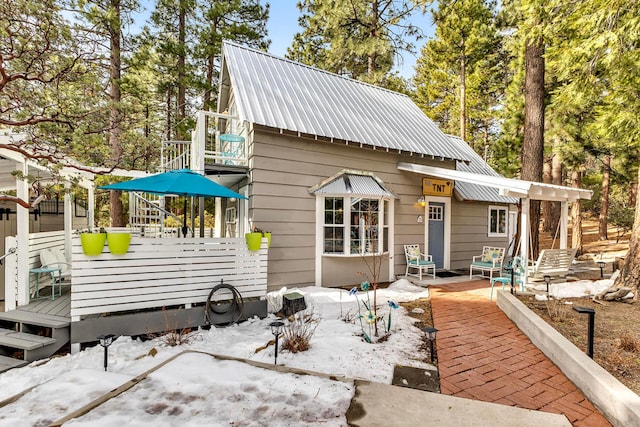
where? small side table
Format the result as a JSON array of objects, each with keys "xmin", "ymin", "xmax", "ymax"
[{"xmin": 29, "ymin": 267, "xmax": 62, "ymax": 301}]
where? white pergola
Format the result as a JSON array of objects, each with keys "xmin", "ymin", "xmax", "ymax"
[
  {"xmin": 0, "ymin": 133, "xmax": 148, "ymax": 308},
  {"xmin": 398, "ymin": 162, "xmax": 593, "ymax": 281}
]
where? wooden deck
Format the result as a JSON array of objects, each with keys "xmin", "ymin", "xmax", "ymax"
[{"xmin": 18, "ymin": 285, "xmax": 71, "ymax": 319}]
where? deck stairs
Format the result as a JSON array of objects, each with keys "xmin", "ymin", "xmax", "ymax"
[
  {"xmin": 0, "ymin": 310, "xmax": 70, "ymax": 372},
  {"xmin": 128, "ymin": 192, "xmax": 185, "ymax": 237}
]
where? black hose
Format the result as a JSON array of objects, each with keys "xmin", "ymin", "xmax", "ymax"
[{"xmin": 205, "ymin": 279, "xmax": 244, "ymax": 326}]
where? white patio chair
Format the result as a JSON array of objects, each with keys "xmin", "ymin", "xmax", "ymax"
[
  {"xmin": 404, "ymin": 244, "xmax": 436, "ymax": 280},
  {"xmin": 40, "ymin": 248, "xmax": 71, "ymax": 281}
]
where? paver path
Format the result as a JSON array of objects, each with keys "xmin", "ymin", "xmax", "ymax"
[{"xmin": 430, "ymin": 280, "xmax": 610, "ymax": 427}]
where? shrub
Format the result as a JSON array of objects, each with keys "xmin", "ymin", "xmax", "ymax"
[
  {"xmin": 282, "ymin": 309, "xmax": 319, "ymax": 353},
  {"xmin": 618, "ymin": 333, "xmax": 640, "ymax": 353},
  {"xmin": 545, "ymin": 299, "xmax": 569, "ymax": 322}
]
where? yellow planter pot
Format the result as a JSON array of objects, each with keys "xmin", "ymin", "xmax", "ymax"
[
  {"xmin": 80, "ymin": 233, "xmax": 107, "ymax": 256},
  {"xmin": 107, "ymin": 233, "xmax": 131, "ymax": 255},
  {"xmin": 245, "ymin": 232, "xmax": 263, "ymax": 251},
  {"xmin": 263, "ymin": 232, "xmax": 271, "ymax": 248}
]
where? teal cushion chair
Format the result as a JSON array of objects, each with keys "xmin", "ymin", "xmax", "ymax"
[
  {"xmin": 490, "ymin": 256, "xmax": 525, "ymax": 301},
  {"xmin": 404, "ymin": 244, "xmax": 436, "ymax": 280}
]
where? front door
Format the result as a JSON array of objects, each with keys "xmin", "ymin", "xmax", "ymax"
[{"xmin": 428, "ymin": 202, "xmax": 445, "ymax": 268}]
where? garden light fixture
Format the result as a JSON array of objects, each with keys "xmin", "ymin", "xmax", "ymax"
[
  {"xmin": 597, "ymin": 261, "xmax": 606, "ymax": 278},
  {"xmin": 269, "ymin": 321, "xmax": 285, "ymax": 365},
  {"xmin": 544, "ymin": 275, "xmax": 551, "ymax": 295},
  {"xmin": 423, "ymin": 326, "xmax": 438, "ymax": 363},
  {"xmin": 573, "ymin": 306, "xmax": 595, "ymax": 359},
  {"xmin": 97, "ymin": 334, "xmax": 116, "ymax": 371}
]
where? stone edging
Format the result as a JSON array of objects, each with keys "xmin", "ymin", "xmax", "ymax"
[{"xmin": 497, "ymin": 290, "xmax": 640, "ymax": 427}]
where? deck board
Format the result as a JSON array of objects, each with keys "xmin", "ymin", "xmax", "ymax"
[{"xmin": 21, "ymin": 286, "xmax": 71, "ymax": 318}]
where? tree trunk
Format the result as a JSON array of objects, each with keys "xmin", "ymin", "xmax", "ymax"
[
  {"xmin": 522, "ymin": 41, "xmax": 545, "ymax": 259},
  {"xmin": 615, "ymin": 166, "xmax": 640, "ymax": 298},
  {"xmin": 177, "ymin": 0, "xmax": 187, "ymax": 139},
  {"xmin": 203, "ymin": 20, "xmax": 218, "ymax": 110},
  {"xmin": 460, "ymin": 37, "xmax": 466, "ymax": 141},
  {"xmin": 108, "ymin": 0, "xmax": 124, "ymax": 227},
  {"xmin": 571, "ymin": 169, "xmax": 583, "ymax": 255},
  {"xmin": 550, "ymin": 152, "xmax": 562, "ymax": 232},
  {"xmin": 598, "ymin": 154, "xmax": 611, "ymax": 240},
  {"xmin": 542, "ymin": 156, "xmax": 552, "ymax": 232}
]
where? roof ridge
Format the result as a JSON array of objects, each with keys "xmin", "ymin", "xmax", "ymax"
[{"xmin": 222, "ymin": 40, "xmax": 410, "ymax": 99}]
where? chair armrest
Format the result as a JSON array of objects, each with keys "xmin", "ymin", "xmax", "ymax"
[
  {"xmin": 42, "ymin": 261, "xmax": 71, "ymax": 270},
  {"xmin": 472, "ymin": 255, "xmax": 482, "ymax": 263}
]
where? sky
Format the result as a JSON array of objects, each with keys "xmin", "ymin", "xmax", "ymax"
[
  {"xmin": 134, "ymin": 0, "xmax": 436, "ymax": 79},
  {"xmin": 0, "ymin": 278, "xmax": 618, "ymax": 424}
]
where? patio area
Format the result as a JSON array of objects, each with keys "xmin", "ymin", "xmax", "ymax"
[{"xmin": 429, "ymin": 279, "xmax": 610, "ymax": 426}]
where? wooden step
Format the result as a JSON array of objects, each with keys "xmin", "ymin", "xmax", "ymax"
[
  {"xmin": 0, "ymin": 355, "xmax": 28, "ymax": 373},
  {"xmin": 0, "ymin": 310, "xmax": 69, "ymax": 329},
  {"xmin": 0, "ymin": 330, "xmax": 56, "ymax": 351}
]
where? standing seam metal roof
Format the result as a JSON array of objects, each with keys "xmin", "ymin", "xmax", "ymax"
[
  {"xmin": 222, "ymin": 41, "xmax": 471, "ymax": 163},
  {"xmin": 311, "ymin": 173, "xmax": 395, "ymax": 198},
  {"xmin": 448, "ymin": 135, "xmax": 518, "ymax": 204}
]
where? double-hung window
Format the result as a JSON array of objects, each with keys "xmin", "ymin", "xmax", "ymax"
[{"xmin": 488, "ymin": 206, "xmax": 508, "ymax": 237}]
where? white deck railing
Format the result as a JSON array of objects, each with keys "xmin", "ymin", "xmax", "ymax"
[
  {"xmin": 70, "ymin": 236, "xmax": 267, "ymax": 319},
  {"xmin": 4, "ymin": 230, "xmax": 66, "ymax": 311}
]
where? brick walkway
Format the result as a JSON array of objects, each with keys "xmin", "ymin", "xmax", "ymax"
[{"xmin": 430, "ymin": 280, "xmax": 610, "ymax": 426}]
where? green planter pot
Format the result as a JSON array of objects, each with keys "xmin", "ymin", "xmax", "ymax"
[
  {"xmin": 245, "ymin": 232, "xmax": 263, "ymax": 251},
  {"xmin": 80, "ymin": 233, "xmax": 107, "ymax": 256},
  {"xmin": 107, "ymin": 233, "xmax": 131, "ymax": 255},
  {"xmin": 263, "ymin": 232, "xmax": 271, "ymax": 248}
]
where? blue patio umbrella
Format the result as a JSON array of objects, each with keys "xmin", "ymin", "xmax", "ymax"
[{"xmin": 100, "ymin": 169, "xmax": 246, "ymax": 237}]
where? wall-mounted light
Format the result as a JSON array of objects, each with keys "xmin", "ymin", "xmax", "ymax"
[
  {"xmin": 417, "ymin": 196, "xmax": 426, "ymax": 207},
  {"xmin": 417, "ymin": 215, "xmax": 423, "ymax": 223}
]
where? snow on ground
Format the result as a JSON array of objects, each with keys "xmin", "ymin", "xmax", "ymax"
[
  {"xmin": 0, "ymin": 279, "xmax": 431, "ymax": 426},
  {"xmin": 530, "ymin": 270, "xmax": 633, "ymax": 300}
]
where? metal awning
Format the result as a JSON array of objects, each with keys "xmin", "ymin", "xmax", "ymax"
[
  {"xmin": 309, "ymin": 171, "xmax": 396, "ymax": 198},
  {"xmin": 398, "ymin": 162, "xmax": 592, "ymax": 202}
]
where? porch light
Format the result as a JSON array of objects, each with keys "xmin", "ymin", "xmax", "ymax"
[
  {"xmin": 417, "ymin": 196, "xmax": 426, "ymax": 207},
  {"xmin": 269, "ymin": 321, "xmax": 285, "ymax": 365},
  {"xmin": 423, "ymin": 326, "xmax": 438, "ymax": 363},
  {"xmin": 97, "ymin": 334, "xmax": 116, "ymax": 371},
  {"xmin": 544, "ymin": 275, "xmax": 551, "ymax": 295}
]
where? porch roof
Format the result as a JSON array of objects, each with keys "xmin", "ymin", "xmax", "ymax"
[{"xmin": 398, "ymin": 162, "xmax": 592, "ymax": 202}]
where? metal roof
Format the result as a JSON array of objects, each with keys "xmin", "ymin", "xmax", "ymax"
[
  {"xmin": 310, "ymin": 172, "xmax": 396, "ymax": 198},
  {"xmin": 221, "ymin": 41, "xmax": 471, "ymax": 163},
  {"xmin": 447, "ymin": 135, "xmax": 518, "ymax": 204}
]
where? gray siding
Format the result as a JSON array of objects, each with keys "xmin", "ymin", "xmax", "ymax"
[
  {"xmin": 249, "ymin": 127, "xmax": 473, "ymax": 289},
  {"xmin": 450, "ymin": 201, "xmax": 510, "ymax": 270}
]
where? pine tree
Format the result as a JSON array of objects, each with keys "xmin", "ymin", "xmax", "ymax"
[
  {"xmin": 288, "ymin": 0, "xmax": 425, "ymax": 86},
  {"xmin": 414, "ymin": 0, "xmax": 503, "ymax": 150}
]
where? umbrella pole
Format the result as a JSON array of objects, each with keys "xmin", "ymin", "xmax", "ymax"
[{"xmin": 182, "ymin": 197, "xmax": 188, "ymax": 237}]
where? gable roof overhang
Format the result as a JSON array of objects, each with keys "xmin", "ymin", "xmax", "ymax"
[{"xmin": 398, "ymin": 162, "xmax": 592, "ymax": 202}]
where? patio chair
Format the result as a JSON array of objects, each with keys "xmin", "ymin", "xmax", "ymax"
[
  {"xmin": 404, "ymin": 244, "xmax": 436, "ymax": 280},
  {"xmin": 40, "ymin": 248, "xmax": 71, "ymax": 282},
  {"xmin": 490, "ymin": 256, "xmax": 525, "ymax": 301},
  {"xmin": 470, "ymin": 246, "xmax": 505, "ymax": 281}
]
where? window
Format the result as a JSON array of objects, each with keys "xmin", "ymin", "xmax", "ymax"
[
  {"xmin": 488, "ymin": 206, "xmax": 508, "ymax": 237},
  {"xmin": 324, "ymin": 197, "xmax": 344, "ymax": 253},
  {"xmin": 323, "ymin": 196, "xmax": 389, "ymax": 256}
]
